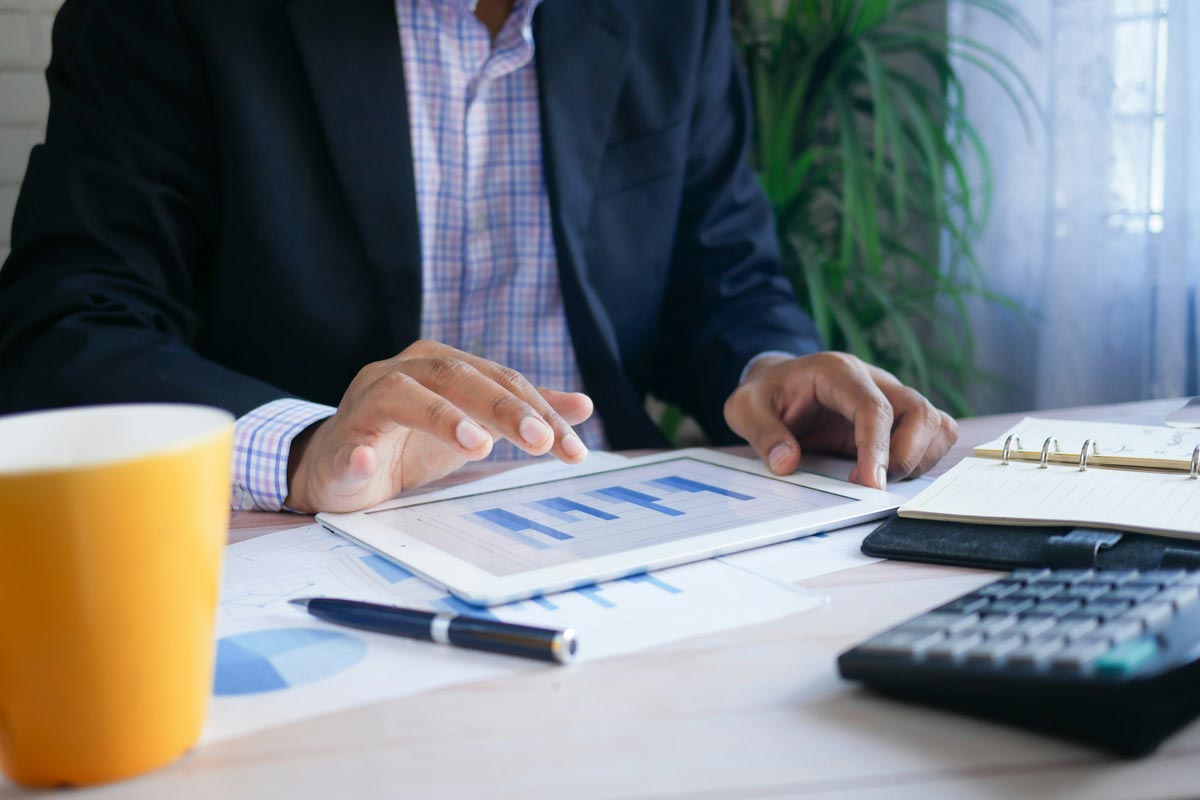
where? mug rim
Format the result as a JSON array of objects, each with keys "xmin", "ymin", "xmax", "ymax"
[{"xmin": 0, "ymin": 403, "xmax": 235, "ymax": 477}]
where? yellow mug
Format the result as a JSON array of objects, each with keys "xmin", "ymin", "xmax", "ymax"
[{"xmin": 0, "ymin": 404, "xmax": 233, "ymax": 787}]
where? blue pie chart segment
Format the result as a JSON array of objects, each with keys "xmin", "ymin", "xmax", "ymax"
[{"xmin": 214, "ymin": 627, "xmax": 366, "ymax": 696}]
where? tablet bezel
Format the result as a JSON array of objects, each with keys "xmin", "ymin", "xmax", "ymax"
[{"xmin": 317, "ymin": 448, "xmax": 903, "ymax": 607}]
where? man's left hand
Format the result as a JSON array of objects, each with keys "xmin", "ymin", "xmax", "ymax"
[{"xmin": 724, "ymin": 352, "xmax": 959, "ymax": 490}]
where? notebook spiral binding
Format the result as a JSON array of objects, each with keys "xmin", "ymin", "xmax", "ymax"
[
  {"xmin": 1078, "ymin": 439, "xmax": 1098, "ymax": 472},
  {"xmin": 1040, "ymin": 437, "xmax": 1059, "ymax": 469},
  {"xmin": 1000, "ymin": 434, "xmax": 1200, "ymax": 480}
]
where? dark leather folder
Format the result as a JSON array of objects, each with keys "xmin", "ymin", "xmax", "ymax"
[{"xmin": 862, "ymin": 515, "xmax": 1200, "ymax": 572}]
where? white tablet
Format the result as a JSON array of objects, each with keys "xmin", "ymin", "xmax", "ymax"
[{"xmin": 316, "ymin": 448, "xmax": 904, "ymax": 607}]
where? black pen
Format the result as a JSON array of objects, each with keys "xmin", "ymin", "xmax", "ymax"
[{"xmin": 288, "ymin": 597, "xmax": 578, "ymax": 665}]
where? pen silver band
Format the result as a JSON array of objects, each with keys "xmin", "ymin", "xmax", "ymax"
[
  {"xmin": 551, "ymin": 628, "xmax": 578, "ymax": 665},
  {"xmin": 430, "ymin": 613, "xmax": 454, "ymax": 645}
]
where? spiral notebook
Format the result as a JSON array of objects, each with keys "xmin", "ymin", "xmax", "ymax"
[{"xmin": 900, "ymin": 417, "xmax": 1200, "ymax": 539}]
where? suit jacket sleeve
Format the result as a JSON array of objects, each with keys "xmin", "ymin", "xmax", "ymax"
[
  {"xmin": 0, "ymin": 0, "xmax": 289, "ymax": 416},
  {"xmin": 648, "ymin": 0, "xmax": 823, "ymax": 444}
]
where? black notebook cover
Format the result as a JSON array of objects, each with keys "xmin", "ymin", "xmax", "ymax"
[{"xmin": 862, "ymin": 515, "xmax": 1200, "ymax": 572}]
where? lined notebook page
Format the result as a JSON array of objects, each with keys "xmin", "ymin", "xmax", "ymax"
[
  {"xmin": 900, "ymin": 457, "xmax": 1200, "ymax": 539},
  {"xmin": 973, "ymin": 417, "xmax": 1200, "ymax": 470}
]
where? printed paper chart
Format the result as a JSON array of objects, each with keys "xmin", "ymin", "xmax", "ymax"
[{"xmin": 204, "ymin": 523, "xmax": 820, "ymax": 743}]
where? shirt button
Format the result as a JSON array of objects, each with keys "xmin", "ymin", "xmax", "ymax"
[{"xmin": 471, "ymin": 213, "xmax": 487, "ymax": 234}]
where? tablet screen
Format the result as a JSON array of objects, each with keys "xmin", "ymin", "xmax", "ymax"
[{"xmin": 365, "ymin": 458, "xmax": 855, "ymax": 576}]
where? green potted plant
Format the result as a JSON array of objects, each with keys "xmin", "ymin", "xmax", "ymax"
[{"xmin": 734, "ymin": 0, "xmax": 1037, "ymax": 416}]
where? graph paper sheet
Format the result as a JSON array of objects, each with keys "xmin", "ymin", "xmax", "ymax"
[{"xmin": 204, "ymin": 521, "xmax": 820, "ymax": 743}]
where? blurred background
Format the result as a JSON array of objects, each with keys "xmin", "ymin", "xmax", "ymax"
[{"xmin": 1, "ymin": 0, "xmax": 1196, "ymax": 421}]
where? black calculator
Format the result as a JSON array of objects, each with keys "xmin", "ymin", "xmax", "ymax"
[{"xmin": 838, "ymin": 568, "xmax": 1200, "ymax": 756}]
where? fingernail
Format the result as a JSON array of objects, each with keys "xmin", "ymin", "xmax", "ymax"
[
  {"xmin": 561, "ymin": 432, "xmax": 588, "ymax": 459},
  {"xmin": 519, "ymin": 416, "xmax": 553, "ymax": 447},
  {"xmin": 768, "ymin": 444, "xmax": 791, "ymax": 473},
  {"xmin": 875, "ymin": 465, "xmax": 888, "ymax": 491},
  {"xmin": 455, "ymin": 419, "xmax": 490, "ymax": 450}
]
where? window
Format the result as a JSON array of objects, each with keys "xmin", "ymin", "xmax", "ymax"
[{"xmin": 1107, "ymin": 0, "xmax": 1168, "ymax": 235}]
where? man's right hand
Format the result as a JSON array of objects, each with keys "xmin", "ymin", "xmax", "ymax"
[{"xmin": 284, "ymin": 340, "xmax": 594, "ymax": 513}]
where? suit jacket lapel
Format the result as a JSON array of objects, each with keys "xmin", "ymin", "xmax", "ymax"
[
  {"xmin": 536, "ymin": 2, "xmax": 667, "ymax": 448},
  {"xmin": 287, "ymin": 0, "xmax": 421, "ymax": 346},
  {"xmin": 535, "ymin": 1, "xmax": 630, "ymax": 285}
]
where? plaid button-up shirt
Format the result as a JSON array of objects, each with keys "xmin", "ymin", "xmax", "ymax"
[{"xmin": 230, "ymin": 0, "xmax": 605, "ymax": 511}]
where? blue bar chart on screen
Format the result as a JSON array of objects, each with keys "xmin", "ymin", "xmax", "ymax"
[{"xmin": 363, "ymin": 457, "xmax": 855, "ymax": 577}]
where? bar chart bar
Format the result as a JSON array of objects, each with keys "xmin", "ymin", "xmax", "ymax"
[
  {"xmin": 575, "ymin": 586, "xmax": 616, "ymax": 608},
  {"xmin": 472, "ymin": 508, "xmax": 573, "ymax": 543},
  {"xmin": 525, "ymin": 502, "xmax": 578, "ymax": 524},
  {"xmin": 622, "ymin": 572, "xmax": 684, "ymax": 594},
  {"xmin": 464, "ymin": 514, "xmax": 549, "ymax": 550},
  {"xmin": 529, "ymin": 595, "xmax": 558, "ymax": 611},
  {"xmin": 647, "ymin": 475, "xmax": 754, "ymax": 501},
  {"xmin": 434, "ymin": 595, "xmax": 497, "ymax": 621},
  {"xmin": 533, "ymin": 497, "xmax": 619, "ymax": 521},
  {"xmin": 591, "ymin": 487, "xmax": 685, "ymax": 516},
  {"xmin": 359, "ymin": 554, "xmax": 414, "ymax": 584}
]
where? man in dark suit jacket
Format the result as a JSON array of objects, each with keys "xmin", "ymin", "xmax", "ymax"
[{"xmin": 0, "ymin": 0, "xmax": 956, "ymax": 512}]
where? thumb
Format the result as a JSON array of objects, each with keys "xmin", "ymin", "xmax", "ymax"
[
  {"xmin": 724, "ymin": 388, "xmax": 802, "ymax": 475},
  {"xmin": 329, "ymin": 442, "xmax": 379, "ymax": 491}
]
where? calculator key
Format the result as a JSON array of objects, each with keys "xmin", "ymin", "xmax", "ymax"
[
  {"xmin": 1094, "ymin": 636, "xmax": 1161, "ymax": 677},
  {"xmin": 1156, "ymin": 585, "xmax": 1200, "ymax": 611},
  {"xmin": 1090, "ymin": 619, "xmax": 1144, "ymax": 645},
  {"xmin": 1177, "ymin": 572, "xmax": 1200, "ymax": 587},
  {"xmin": 1007, "ymin": 635, "xmax": 1067, "ymax": 667},
  {"xmin": 1051, "ymin": 639, "xmax": 1111, "ymax": 673},
  {"xmin": 1121, "ymin": 602, "xmax": 1175, "ymax": 630},
  {"xmin": 897, "ymin": 612, "xmax": 979, "ymax": 634},
  {"xmin": 984, "ymin": 598, "xmax": 1035, "ymax": 616},
  {"xmin": 1049, "ymin": 570, "xmax": 1095, "ymax": 583},
  {"xmin": 963, "ymin": 635, "xmax": 1024, "ymax": 665},
  {"xmin": 1080, "ymin": 599, "xmax": 1132, "ymax": 621},
  {"xmin": 1059, "ymin": 584, "xmax": 1112, "ymax": 602},
  {"xmin": 1054, "ymin": 617, "xmax": 1100, "ymax": 640},
  {"xmin": 1136, "ymin": 569, "xmax": 1187, "ymax": 587},
  {"xmin": 965, "ymin": 615, "xmax": 1018, "ymax": 637},
  {"xmin": 1011, "ymin": 583, "xmax": 1066, "ymax": 601},
  {"xmin": 926, "ymin": 632, "xmax": 985, "ymax": 661},
  {"xmin": 1105, "ymin": 585, "xmax": 1161, "ymax": 604},
  {"xmin": 935, "ymin": 595, "xmax": 991, "ymax": 614},
  {"xmin": 858, "ymin": 629, "xmax": 946, "ymax": 657},
  {"xmin": 980, "ymin": 580, "xmax": 1024, "ymax": 598},
  {"xmin": 1012, "ymin": 568, "xmax": 1051, "ymax": 582},
  {"xmin": 1092, "ymin": 570, "xmax": 1140, "ymax": 584},
  {"xmin": 1006, "ymin": 616, "xmax": 1057, "ymax": 638},
  {"xmin": 1023, "ymin": 598, "xmax": 1082, "ymax": 618}
]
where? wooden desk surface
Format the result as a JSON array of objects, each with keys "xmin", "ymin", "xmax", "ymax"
[{"xmin": 7, "ymin": 397, "xmax": 1199, "ymax": 800}]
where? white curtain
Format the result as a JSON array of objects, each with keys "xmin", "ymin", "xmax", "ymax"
[{"xmin": 950, "ymin": 0, "xmax": 1200, "ymax": 414}]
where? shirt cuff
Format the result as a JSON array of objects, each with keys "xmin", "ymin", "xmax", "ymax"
[
  {"xmin": 231, "ymin": 398, "xmax": 336, "ymax": 512},
  {"xmin": 739, "ymin": 351, "xmax": 796, "ymax": 385}
]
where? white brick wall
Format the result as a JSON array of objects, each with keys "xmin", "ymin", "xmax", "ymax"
[{"xmin": 0, "ymin": 0, "xmax": 59, "ymax": 264}]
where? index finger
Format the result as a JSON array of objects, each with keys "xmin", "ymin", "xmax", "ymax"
[
  {"xmin": 804, "ymin": 360, "xmax": 894, "ymax": 490},
  {"xmin": 454, "ymin": 352, "xmax": 590, "ymax": 463}
]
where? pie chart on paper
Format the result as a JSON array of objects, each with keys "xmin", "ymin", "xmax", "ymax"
[{"xmin": 213, "ymin": 627, "xmax": 366, "ymax": 696}]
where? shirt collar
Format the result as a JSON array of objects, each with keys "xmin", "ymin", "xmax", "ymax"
[{"xmin": 451, "ymin": 0, "xmax": 544, "ymax": 22}]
